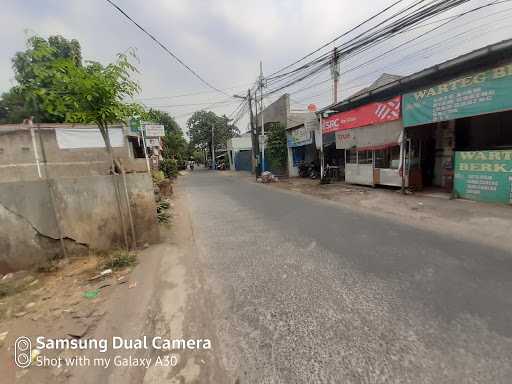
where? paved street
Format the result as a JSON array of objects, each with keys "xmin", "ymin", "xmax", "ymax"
[{"xmin": 181, "ymin": 170, "xmax": 512, "ymax": 383}]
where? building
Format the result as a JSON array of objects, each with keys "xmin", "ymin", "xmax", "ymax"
[
  {"xmin": 319, "ymin": 39, "xmax": 512, "ymax": 204},
  {"xmin": 257, "ymin": 94, "xmax": 318, "ymax": 176},
  {"xmin": 227, "ymin": 132, "xmax": 252, "ymax": 171},
  {"xmin": 286, "ymin": 112, "xmax": 320, "ymax": 177}
]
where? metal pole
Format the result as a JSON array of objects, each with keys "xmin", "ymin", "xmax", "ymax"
[
  {"xmin": 140, "ymin": 126, "xmax": 151, "ymax": 174},
  {"xmin": 401, "ymin": 130, "xmax": 406, "ymax": 194},
  {"xmin": 260, "ymin": 61, "xmax": 265, "ymax": 173},
  {"xmin": 332, "ymin": 47, "xmax": 339, "ymax": 104},
  {"xmin": 30, "ymin": 126, "xmax": 42, "ymax": 178},
  {"xmin": 211, "ymin": 123, "xmax": 216, "ymax": 170},
  {"xmin": 319, "ymin": 114, "xmax": 324, "ymax": 181}
]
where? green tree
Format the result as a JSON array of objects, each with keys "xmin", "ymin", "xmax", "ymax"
[
  {"xmin": 24, "ymin": 41, "xmax": 143, "ymax": 164},
  {"xmin": 187, "ymin": 111, "xmax": 239, "ymax": 159},
  {"xmin": 0, "ymin": 34, "xmax": 83, "ymax": 123},
  {"xmin": 145, "ymin": 109, "xmax": 187, "ymax": 161},
  {"xmin": 265, "ymin": 123, "xmax": 288, "ymax": 170}
]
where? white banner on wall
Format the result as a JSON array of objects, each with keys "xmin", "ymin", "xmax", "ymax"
[{"xmin": 55, "ymin": 128, "xmax": 124, "ymax": 149}]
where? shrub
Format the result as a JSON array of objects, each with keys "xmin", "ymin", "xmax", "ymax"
[
  {"xmin": 152, "ymin": 170, "xmax": 166, "ymax": 184},
  {"xmin": 101, "ymin": 249, "xmax": 138, "ymax": 270},
  {"xmin": 160, "ymin": 159, "xmax": 178, "ymax": 178}
]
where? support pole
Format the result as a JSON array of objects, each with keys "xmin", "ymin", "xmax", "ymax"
[
  {"xmin": 260, "ymin": 61, "xmax": 265, "ymax": 173},
  {"xmin": 331, "ymin": 47, "xmax": 340, "ymax": 104},
  {"xmin": 140, "ymin": 126, "xmax": 151, "ymax": 174},
  {"xmin": 248, "ymin": 89, "xmax": 260, "ymax": 179},
  {"xmin": 319, "ymin": 114, "xmax": 324, "ymax": 182},
  {"xmin": 211, "ymin": 123, "xmax": 216, "ymax": 170}
]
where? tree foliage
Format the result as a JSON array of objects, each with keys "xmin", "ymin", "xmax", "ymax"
[
  {"xmin": 187, "ymin": 110, "xmax": 240, "ymax": 157},
  {"xmin": 26, "ymin": 43, "xmax": 143, "ymax": 154},
  {"xmin": 265, "ymin": 123, "xmax": 288, "ymax": 170},
  {"xmin": 0, "ymin": 35, "xmax": 82, "ymax": 123}
]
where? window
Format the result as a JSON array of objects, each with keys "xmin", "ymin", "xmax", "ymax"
[{"xmin": 358, "ymin": 150, "xmax": 373, "ymax": 165}]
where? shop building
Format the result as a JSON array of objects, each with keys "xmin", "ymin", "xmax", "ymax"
[
  {"xmin": 286, "ymin": 113, "xmax": 320, "ymax": 177},
  {"xmin": 319, "ymin": 39, "xmax": 512, "ymax": 203},
  {"xmin": 321, "ymin": 96, "xmax": 405, "ymax": 187}
]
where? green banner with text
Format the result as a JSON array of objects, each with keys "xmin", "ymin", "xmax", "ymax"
[
  {"xmin": 453, "ymin": 150, "xmax": 512, "ymax": 204},
  {"xmin": 403, "ymin": 63, "xmax": 512, "ymax": 127}
]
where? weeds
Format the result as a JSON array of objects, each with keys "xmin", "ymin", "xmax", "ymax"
[
  {"xmin": 100, "ymin": 249, "xmax": 138, "ymax": 270},
  {"xmin": 157, "ymin": 199, "xmax": 171, "ymax": 223}
]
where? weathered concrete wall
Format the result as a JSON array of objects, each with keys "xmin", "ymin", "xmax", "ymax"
[
  {"xmin": 0, "ymin": 125, "xmax": 147, "ymax": 182},
  {"xmin": 0, "ymin": 174, "xmax": 159, "ymax": 273},
  {"xmin": 255, "ymin": 94, "xmax": 289, "ymax": 129}
]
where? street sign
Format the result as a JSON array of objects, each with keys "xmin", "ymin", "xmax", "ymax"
[
  {"xmin": 147, "ymin": 138, "xmax": 161, "ymax": 147},
  {"xmin": 144, "ymin": 124, "xmax": 165, "ymax": 137},
  {"xmin": 129, "ymin": 117, "xmax": 141, "ymax": 133}
]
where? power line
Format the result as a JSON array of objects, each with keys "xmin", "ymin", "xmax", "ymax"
[
  {"xmin": 136, "ymin": 81, "xmax": 256, "ymax": 101},
  {"xmin": 144, "ymin": 100, "xmax": 240, "ymax": 108},
  {"xmin": 105, "ymin": 0, "xmax": 234, "ymax": 98},
  {"xmin": 268, "ymin": 0, "xmax": 408, "ymax": 77},
  {"xmin": 262, "ymin": 0, "xmax": 505, "ymax": 98}
]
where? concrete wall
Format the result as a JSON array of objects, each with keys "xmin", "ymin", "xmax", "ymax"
[
  {"xmin": 255, "ymin": 94, "xmax": 289, "ymax": 129},
  {"xmin": 0, "ymin": 173, "xmax": 159, "ymax": 273},
  {"xmin": 0, "ymin": 125, "xmax": 147, "ymax": 182}
]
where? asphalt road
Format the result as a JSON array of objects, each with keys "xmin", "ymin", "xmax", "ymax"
[{"xmin": 182, "ymin": 170, "xmax": 512, "ymax": 384}]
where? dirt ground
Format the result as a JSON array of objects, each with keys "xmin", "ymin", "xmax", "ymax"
[
  {"xmin": 0, "ymin": 251, "xmax": 139, "ymax": 382},
  {"xmin": 221, "ymin": 171, "xmax": 512, "ymax": 252}
]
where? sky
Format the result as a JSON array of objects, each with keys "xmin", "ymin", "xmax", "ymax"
[{"xmin": 2, "ymin": 0, "xmax": 512, "ymax": 134}]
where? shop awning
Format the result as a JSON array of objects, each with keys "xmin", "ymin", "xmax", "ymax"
[{"xmin": 335, "ymin": 120, "xmax": 403, "ymax": 150}]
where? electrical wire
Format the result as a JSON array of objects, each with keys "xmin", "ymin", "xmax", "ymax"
[{"xmin": 105, "ymin": 0, "xmax": 234, "ymax": 98}]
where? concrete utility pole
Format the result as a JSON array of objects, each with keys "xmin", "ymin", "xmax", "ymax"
[
  {"xmin": 259, "ymin": 61, "xmax": 265, "ymax": 173},
  {"xmin": 331, "ymin": 47, "xmax": 340, "ymax": 104},
  {"xmin": 247, "ymin": 89, "xmax": 260, "ymax": 179},
  {"xmin": 211, "ymin": 123, "xmax": 216, "ymax": 170}
]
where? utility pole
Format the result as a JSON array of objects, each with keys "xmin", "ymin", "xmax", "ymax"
[
  {"xmin": 211, "ymin": 123, "xmax": 216, "ymax": 170},
  {"xmin": 259, "ymin": 61, "xmax": 265, "ymax": 173},
  {"xmin": 247, "ymin": 89, "xmax": 260, "ymax": 179},
  {"xmin": 331, "ymin": 47, "xmax": 340, "ymax": 104}
]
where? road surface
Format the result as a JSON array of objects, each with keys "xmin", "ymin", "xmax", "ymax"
[
  {"xmin": 65, "ymin": 169, "xmax": 512, "ymax": 384},
  {"xmin": 177, "ymin": 170, "xmax": 512, "ymax": 383}
]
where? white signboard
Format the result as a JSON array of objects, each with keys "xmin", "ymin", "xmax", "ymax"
[
  {"xmin": 144, "ymin": 124, "xmax": 165, "ymax": 137},
  {"xmin": 55, "ymin": 128, "xmax": 124, "ymax": 149},
  {"xmin": 147, "ymin": 138, "xmax": 161, "ymax": 147}
]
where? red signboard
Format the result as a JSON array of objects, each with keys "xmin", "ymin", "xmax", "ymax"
[{"xmin": 322, "ymin": 96, "xmax": 401, "ymax": 133}]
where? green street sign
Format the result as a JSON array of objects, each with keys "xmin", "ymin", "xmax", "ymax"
[
  {"xmin": 403, "ymin": 63, "xmax": 512, "ymax": 127},
  {"xmin": 454, "ymin": 150, "xmax": 512, "ymax": 204},
  {"xmin": 129, "ymin": 117, "xmax": 141, "ymax": 133}
]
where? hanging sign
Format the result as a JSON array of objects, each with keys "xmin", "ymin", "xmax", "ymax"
[
  {"xmin": 287, "ymin": 126, "xmax": 312, "ymax": 147},
  {"xmin": 322, "ymin": 96, "xmax": 401, "ymax": 133},
  {"xmin": 453, "ymin": 150, "xmax": 512, "ymax": 204},
  {"xmin": 146, "ymin": 138, "xmax": 161, "ymax": 147},
  {"xmin": 144, "ymin": 124, "xmax": 165, "ymax": 137},
  {"xmin": 403, "ymin": 62, "xmax": 512, "ymax": 126}
]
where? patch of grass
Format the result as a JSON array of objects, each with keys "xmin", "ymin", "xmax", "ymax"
[
  {"xmin": 100, "ymin": 249, "xmax": 138, "ymax": 271},
  {"xmin": 157, "ymin": 199, "xmax": 171, "ymax": 223}
]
